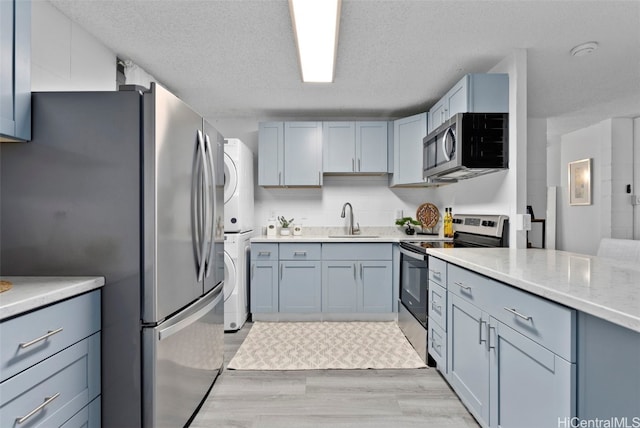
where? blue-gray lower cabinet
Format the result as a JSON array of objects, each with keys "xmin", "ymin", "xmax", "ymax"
[
  {"xmin": 279, "ymin": 261, "xmax": 322, "ymax": 312},
  {"xmin": 360, "ymin": 261, "xmax": 393, "ymax": 312},
  {"xmin": 441, "ymin": 259, "xmax": 577, "ymax": 428},
  {"xmin": 489, "ymin": 318, "xmax": 575, "ymax": 428},
  {"xmin": 322, "ymin": 260, "xmax": 392, "ymax": 313},
  {"xmin": 448, "ymin": 292, "xmax": 490, "ymax": 427},
  {"xmin": 0, "ymin": 290, "xmax": 101, "ymax": 428},
  {"xmin": 250, "ymin": 261, "xmax": 279, "ymax": 313},
  {"xmin": 322, "ymin": 261, "xmax": 358, "ymax": 312}
]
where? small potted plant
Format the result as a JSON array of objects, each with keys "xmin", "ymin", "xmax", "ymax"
[
  {"xmin": 395, "ymin": 217, "xmax": 422, "ymax": 235},
  {"xmin": 278, "ymin": 216, "xmax": 294, "ymax": 236}
]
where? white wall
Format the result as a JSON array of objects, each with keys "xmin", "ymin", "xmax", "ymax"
[
  {"xmin": 31, "ymin": 1, "xmax": 116, "ymax": 91},
  {"xmin": 557, "ymin": 118, "xmax": 634, "ymax": 255},
  {"xmin": 247, "ymin": 51, "xmax": 529, "ymax": 243},
  {"xmin": 254, "ymin": 176, "xmax": 436, "ymax": 232},
  {"xmin": 431, "ymin": 50, "xmax": 528, "ymax": 248}
]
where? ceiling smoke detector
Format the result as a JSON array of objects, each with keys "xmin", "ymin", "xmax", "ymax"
[{"xmin": 570, "ymin": 42, "xmax": 599, "ymax": 57}]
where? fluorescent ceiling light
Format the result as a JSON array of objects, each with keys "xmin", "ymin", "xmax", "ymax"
[{"xmin": 289, "ymin": 0, "xmax": 341, "ymax": 83}]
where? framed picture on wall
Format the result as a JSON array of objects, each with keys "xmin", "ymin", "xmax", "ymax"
[{"xmin": 568, "ymin": 158, "xmax": 592, "ymax": 206}]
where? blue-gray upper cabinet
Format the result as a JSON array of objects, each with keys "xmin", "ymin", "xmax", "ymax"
[
  {"xmin": 323, "ymin": 121, "xmax": 388, "ymax": 174},
  {"xmin": 428, "ymin": 73, "xmax": 509, "ymax": 134},
  {"xmin": 0, "ymin": 0, "xmax": 30, "ymax": 142},
  {"xmin": 258, "ymin": 122, "xmax": 284, "ymax": 186},
  {"xmin": 258, "ymin": 121, "xmax": 323, "ymax": 186},
  {"xmin": 390, "ymin": 112, "xmax": 428, "ymax": 186}
]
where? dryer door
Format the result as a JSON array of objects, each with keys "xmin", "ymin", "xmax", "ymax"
[
  {"xmin": 224, "ymin": 152, "xmax": 238, "ymax": 204},
  {"xmin": 223, "ymin": 250, "xmax": 236, "ymax": 301}
]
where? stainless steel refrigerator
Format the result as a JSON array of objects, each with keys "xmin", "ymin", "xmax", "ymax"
[{"xmin": 0, "ymin": 83, "xmax": 225, "ymax": 427}]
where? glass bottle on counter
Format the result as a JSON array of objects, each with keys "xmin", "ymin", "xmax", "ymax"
[{"xmin": 444, "ymin": 207, "xmax": 455, "ymax": 238}]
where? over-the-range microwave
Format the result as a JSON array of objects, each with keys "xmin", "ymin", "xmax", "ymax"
[{"xmin": 423, "ymin": 112, "xmax": 508, "ymax": 183}]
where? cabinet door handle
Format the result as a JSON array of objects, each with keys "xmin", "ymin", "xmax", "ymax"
[
  {"xmin": 353, "ymin": 264, "xmax": 357, "ymax": 280},
  {"xmin": 280, "ymin": 264, "xmax": 283, "ymax": 280},
  {"xmin": 488, "ymin": 324, "xmax": 496, "ymax": 350},
  {"xmin": 16, "ymin": 393, "xmax": 60, "ymax": 424},
  {"xmin": 352, "ymin": 158, "xmax": 355, "ymax": 172},
  {"xmin": 360, "ymin": 263, "xmax": 363, "ymax": 280},
  {"xmin": 503, "ymin": 307, "xmax": 532, "ymax": 321},
  {"xmin": 479, "ymin": 319, "xmax": 487, "ymax": 345},
  {"xmin": 293, "ymin": 251, "xmax": 307, "ymax": 256},
  {"xmin": 19, "ymin": 327, "xmax": 64, "ymax": 349},
  {"xmin": 278, "ymin": 172, "xmax": 282, "ymax": 186},
  {"xmin": 357, "ymin": 158, "xmax": 361, "ymax": 172},
  {"xmin": 251, "ymin": 264, "xmax": 255, "ymax": 279},
  {"xmin": 455, "ymin": 281, "xmax": 471, "ymax": 291}
]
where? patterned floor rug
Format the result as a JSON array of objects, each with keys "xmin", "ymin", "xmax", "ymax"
[{"xmin": 227, "ymin": 321, "xmax": 427, "ymax": 370}]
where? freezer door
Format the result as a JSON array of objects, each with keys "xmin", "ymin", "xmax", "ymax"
[
  {"xmin": 142, "ymin": 285, "xmax": 224, "ymax": 428},
  {"xmin": 143, "ymin": 83, "xmax": 206, "ymax": 322},
  {"xmin": 203, "ymin": 120, "xmax": 225, "ymax": 294}
]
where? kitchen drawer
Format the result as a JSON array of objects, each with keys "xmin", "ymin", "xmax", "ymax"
[
  {"xmin": 428, "ymin": 322, "xmax": 447, "ymax": 373},
  {"xmin": 61, "ymin": 397, "xmax": 100, "ymax": 428},
  {"xmin": 428, "ymin": 281, "xmax": 446, "ymax": 331},
  {"xmin": 0, "ymin": 290, "xmax": 101, "ymax": 382},
  {"xmin": 0, "ymin": 333, "xmax": 101, "ymax": 428},
  {"xmin": 447, "ymin": 264, "xmax": 496, "ymax": 309},
  {"xmin": 322, "ymin": 243, "xmax": 392, "ymax": 260},
  {"xmin": 251, "ymin": 243, "xmax": 278, "ymax": 261},
  {"xmin": 428, "ymin": 256, "xmax": 447, "ymax": 286},
  {"xmin": 489, "ymin": 283, "xmax": 576, "ymax": 361},
  {"xmin": 279, "ymin": 243, "xmax": 321, "ymax": 260}
]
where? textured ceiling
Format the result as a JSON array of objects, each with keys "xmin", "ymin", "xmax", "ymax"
[{"xmin": 49, "ymin": 0, "xmax": 640, "ymax": 135}]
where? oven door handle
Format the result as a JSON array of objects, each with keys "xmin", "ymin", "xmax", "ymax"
[{"xmin": 399, "ymin": 245, "xmax": 427, "ymax": 261}]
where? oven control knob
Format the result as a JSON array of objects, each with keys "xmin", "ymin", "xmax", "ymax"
[
  {"xmin": 482, "ymin": 220, "xmax": 495, "ymax": 227},
  {"xmin": 453, "ymin": 218, "xmax": 462, "ymax": 224}
]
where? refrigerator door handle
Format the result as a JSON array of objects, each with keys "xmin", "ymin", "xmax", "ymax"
[
  {"xmin": 196, "ymin": 130, "xmax": 209, "ymax": 282},
  {"xmin": 191, "ymin": 131, "xmax": 204, "ymax": 275},
  {"xmin": 158, "ymin": 284, "xmax": 223, "ymax": 341},
  {"xmin": 203, "ymin": 133, "xmax": 216, "ymax": 278}
]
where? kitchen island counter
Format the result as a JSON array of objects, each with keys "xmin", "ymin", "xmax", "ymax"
[
  {"xmin": 427, "ymin": 247, "xmax": 640, "ymax": 332},
  {"xmin": 0, "ymin": 276, "xmax": 105, "ymax": 321}
]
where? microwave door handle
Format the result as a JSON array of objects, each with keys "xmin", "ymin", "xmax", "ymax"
[{"xmin": 441, "ymin": 127, "xmax": 454, "ymax": 161}]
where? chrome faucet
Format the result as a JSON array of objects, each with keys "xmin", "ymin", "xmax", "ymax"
[{"xmin": 340, "ymin": 202, "xmax": 360, "ymax": 235}]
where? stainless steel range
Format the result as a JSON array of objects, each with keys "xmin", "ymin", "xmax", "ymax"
[{"xmin": 397, "ymin": 214, "xmax": 509, "ymax": 364}]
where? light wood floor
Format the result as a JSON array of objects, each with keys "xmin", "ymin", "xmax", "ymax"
[{"xmin": 190, "ymin": 322, "xmax": 480, "ymax": 428}]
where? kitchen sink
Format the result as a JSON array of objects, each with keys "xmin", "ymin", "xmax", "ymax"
[{"xmin": 327, "ymin": 235, "xmax": 380, "ymax": 239}]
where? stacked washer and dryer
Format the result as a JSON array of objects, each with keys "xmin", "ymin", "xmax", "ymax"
[{"xmin": 223, "ymin": 138, "xmax": 254, "ymax": 331}]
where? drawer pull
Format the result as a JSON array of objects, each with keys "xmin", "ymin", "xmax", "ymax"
[
  {"xmin": 19, "ymin": 327, "xmax": 64, "ymax": 349},
  {"xmin": 429, "ymin": 269, "xmax": 441, "ymax": 276},
  {"xmin": 16, "ymin": 392, "xmax": 60, "ymax": 424},
  {"xmin": 504, "ymin": 307, "xmax": 532, "ymax": 321},
  {"xmin": 431, "ymin": 302, "xmax": 442, "ymax": 312},
  {"xmin": 455, "ymin": 281, "xmax": 471, "ymax": 291},
  {"xmin": 293, "ymin": 251, "xmax": 307, "ymax": 256},
  {"xmin": 258, "ymin": 251, "xmax": 271, "ymax": 256}
]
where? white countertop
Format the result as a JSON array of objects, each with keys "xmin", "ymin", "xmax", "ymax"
[
  {"xmin": 251, "ymin": 227, "xmax": 448, "ymax": 243},
  {"xmin": 0, "ymin": 276, "xmax": 105, "ymax": 321},
  {"xmin": 427, "ymin": 248, "xmax": 640, "ymax": 333}
]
